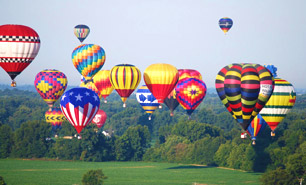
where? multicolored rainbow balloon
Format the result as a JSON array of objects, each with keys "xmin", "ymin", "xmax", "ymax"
[
  {"xmin": 72, "ymin": 44, "xmax": 105, "ymax": 81},
  {"xmin": 247, "ymin": 114, "xmax": 267, "ymax": 145},
  {"xmin": 45, "ymin": 107, "xmax": 66, "ymax": 131},
  {"xmin": 74, "ymin": 24, "xmax": 90, "ymax": 43}
]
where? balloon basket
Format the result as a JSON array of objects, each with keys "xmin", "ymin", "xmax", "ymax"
[
  {"xmin": 241, "ymin": 132, "xmax": 247, "ymax": 139},
  {"xmin": 252, "ymin": 140, "xmax": 256, "ymax": 145},
  {"xmin": 271, "ymin": 132, "xmax": 275, "ymax": 137},
  {"xmin": 11, "ymin": 80, "xmax": 16, "ymax": 87},
  {"xmin": 148, "ymin": 116, "xmax": 151, "ymax": 120},
  {"xmin": 104, "ymin": 100, "xmax": 107, "ymax": 103},
  {"xmin": 159, "ymin": 105, "xmax": 162, "ymax": 109},
  {"xmin": 123, "ymin": 103, "xmax": 126, "ymax": 108}
]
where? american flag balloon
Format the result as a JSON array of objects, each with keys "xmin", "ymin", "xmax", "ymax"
[{"xmin": 60, "ymin": 87, "xmax": 100, "ymax": 134}]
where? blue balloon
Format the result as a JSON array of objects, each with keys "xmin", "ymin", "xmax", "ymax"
[
  {"xmin": 136, "ymin": 85, "xmax": 159, "ymax": 120},
  {"xmin": 60, "ymin": 87, "xmax": 100, "ymax": 133},
  {"xmin": 247, "ymin": 114, "xmax": 267, "ymax": 145}
]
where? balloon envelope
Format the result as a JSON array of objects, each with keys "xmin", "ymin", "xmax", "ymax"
[
  {"xmin": 93, "ymin": 70, "xmax": 114, "ymax": 102},
  {"xmin": 219, "ymin": 17, "xmax": 233, "ymax": 34},
  {"xmin": 178, "ymin": 69, "xmax": 202, "ymax": 81},
  {"xmin": 34, "ymin": 69, "xmax": 68, "ymax": 110},
  {"xmin": 144, "ymin": 63, "xmax": 179, "ymax": 104},
  {"xmin": 247, "ymin": 114, "xmax": 267, "ymax": 141},
  {"xmin": 0, "ymin": 24, "xmax": 40, "ymax": 86},
  {"xmin": 45, "ymin": 107, "xmax": 66, "ymax": 131},
  {"xmin": 110, "ymin": 64, "xmax": 141, "ymax": 106},
  {"xmin": 164, "ymin": 90, "xmax": 179, "ymax": 116},
  {"xmin": 175, "ymin": 78, "xmax": 207, "ymax": 115},
  {"xmin": 72, "ymin": 44, "xmax": 105, "ymax": 81},
  {"xmin": 92, "ymin": 109, "xmax": 107, "ymax": 128},
  {"xmin": 60, "ymin": 87, "xmax": 100, "ymax": 134},
  {"xmin": 74, "ymin": 24, "xmax": 90, "ymax": 43},
  {"xmin": 215, "ymin": 63, "xmax": 274, "ymax": 130},
  {"xmin": 260, "ymin": 78, "xmax": 296, "ymax": 134},
  {"xmin": 136, "ymin": 85, "xmax": 159, "ymax": 119}
]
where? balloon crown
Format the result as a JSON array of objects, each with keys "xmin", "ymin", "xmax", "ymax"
[{"xmin": 264, "ymin": 65, "xmax": 277, "ymax": 77}]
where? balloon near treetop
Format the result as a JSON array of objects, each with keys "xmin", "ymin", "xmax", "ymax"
[
  {"xmin": 136, "ymin": 85, "xmax": 159, "ymax": 120},
  {"xmin": 164, "ymin": 90, "xmax": 179, "ymax": 116},
  {"xmin": 92, "ymin": 109, "xmax": 107, "ymax": 129},
  {"xmin": 72, "ymin": 44, "xmax": 105, "ymax": 81},
  {"xmin": 74, "ymin": 24, "xmax": 90, "ymax": 43},
  {"xmin": 0, "ymin": 24, "xmax": 41, "ymax": 87},
  {"xmin": 109, "ymin": 64, "xmax": 141, "ymax": 107},
  {"xmin": 260, "ymin": 78, "xmax": 296, "ymax": 136},
  {"xmin": 34, "ymin": 69, "xmax": 68, "ymax": 111},
  {"xmin": 93, "ymin": 70, "xmax": 114, "ymax": 103},
  {"xmin": 60, "ymin": 87, "xmax": 100, "ymax": 134},
  {"xmin": 247, "ymin": 114, "xmax": 267, "ymax": 145},
  {"xmin": 45, "ymin": 107, "xmax": 66, "ymax": 131},
  {"xmin": 215, "ymin": 63, "xmax": 274, "ymax": 131},
  {"xmin": 219, "ymin": 17, "xmax": 233, "ymax": 34},
  {"xmin": 175, "ymin": 78, "xmax": 207, "ymax": 116},
  {"xmin": 144, "ymin": 63, "xmax": 179, "ymax": 105}
]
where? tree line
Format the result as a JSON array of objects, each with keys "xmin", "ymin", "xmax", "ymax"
[{"xmin": 0, "ymin": 88, "xmax": 305, "ymax": 184}]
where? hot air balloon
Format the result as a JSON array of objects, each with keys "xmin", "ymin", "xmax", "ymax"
[
  {"xmin": 45, "ymin": 107, "xmax": 66, "ymax": 131},
  {"xmin": 136, "ymin": 85, "xmax": 159, "ymax": 120},
  {"xmin": 60, "ymin": 87, "xmax": 100, "ymax": 134},
  {"xmin": 72, "ymin": 44, "xmax": 106, "ymax": 82},
  {"xmin": 110, "ymin": 64, "xmax": 141, "ymax": 107},
  {"xmin": 215, "ymin": 63, "xmax": 274, "ymax": 131},
  {"xmin": 93, "ymin": 70, "xmax": 114, "ymax": 103},
  {"xmin": 164, "ymin": 90, "xmax": 179, "ymax": 116},
  {"xmin": 0, "ymin": 24, "xmax": 40, "ymax": 87},
  {"xmin": 247, "ymin": 114, "xmax": 267, "ymax": 145},
  {"xmin": 144, "ymin": 63, "xmax": 179, "ymax": 108},
  {"xmin": 175, "ymin": 78, "xmax": 207, "ymax": 117},
  {"xmin": 80, "ymin": 80, "xmax": 100, "ymax": 97},
  {"xmin": 34, "ymin": 69, "xmax": 68, "ymax": 111},
  {"xmin": 260, "ymin": 78, "xmax": 296, "ymax": 136},
  {"xmin": 74, "ymin": 24, "xmax": 90, "ymax": 43},
  {"xmin": 178, "ymin": 69, "xmax": 202, "ymax": 80},
  {"xmin": 219, "ymin": 17, "xmax": 233, "ymax": 34},
  {"xmin": 92, "ymin": 109, "xmax": 107, "ymax": 129}
]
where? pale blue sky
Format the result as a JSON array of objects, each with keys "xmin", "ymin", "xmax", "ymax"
[{"xmin": 1, "ymin": 0, "xmax": 305, "ymax": 88}]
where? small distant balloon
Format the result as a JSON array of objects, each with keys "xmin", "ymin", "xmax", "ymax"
[
  {"xmin": 219, "ymin": 17, "xmax": 233, "ymax": 34},
  {"xmin": 74, "ymin": 24, "xmax": 90, "ymax": 43}
]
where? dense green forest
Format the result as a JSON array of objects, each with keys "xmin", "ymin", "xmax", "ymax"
[{"xmin": 0, "ymin": 87, "xmax": 305, "ymax": 184}]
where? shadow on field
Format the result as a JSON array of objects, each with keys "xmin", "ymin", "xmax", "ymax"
[{"xmin": 167, "ymin": 165, "xmax": 212, "ymax": 170}]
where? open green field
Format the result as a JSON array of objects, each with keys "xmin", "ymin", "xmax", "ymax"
[{"xmin": 0, "ymin": 159, "xmax": 262, "ymax": 185}]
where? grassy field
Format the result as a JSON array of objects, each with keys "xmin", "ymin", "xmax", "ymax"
[{"xmin": 0, "ymin": 159, "xmax": 262, "ymax": 185}]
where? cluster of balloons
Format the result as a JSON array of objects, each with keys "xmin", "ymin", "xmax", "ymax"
[{"xmin": 215, "ymin": 64, "xmax": 296, "ymax": 145}]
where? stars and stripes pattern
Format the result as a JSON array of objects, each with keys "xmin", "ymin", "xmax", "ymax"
[
  {"xmin": 72, "ymin": 44, "xmax": 105, "ymax": 80},
  {"xmin": 260, "ymin": 78, "xmax": 296, "ymax": 132},
  {"xmin": 175, "ymin": 78, "xmax": 207, "ymax": 115},
  {"xmin": 110, "ymin": 64, "xmax": 141, "ymax": 105},
  {"xmin": 215, "ymin": 63, "xmax": 274, "ymax": 130},
  {"xmin": 60, "ymin": 87, "xmax": 100, "ymax": 134}
]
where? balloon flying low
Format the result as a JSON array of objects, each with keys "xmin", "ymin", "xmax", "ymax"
[
  {"xmin": 0, "ymin": 24, "xmax": 41, "ymax": 87},
  {"xmin": 164, "ymin": 90, "xmax": 179, "ymax": 116},
  {"xmin": 92, "ymin": 109, "xmax": 107, "ymax": 129},
  {"xmin": 247, "ymin": 114, "xmax": 267, "ymax": 145},
  {"xmin": 45, "ymin": 107, "xmax": 66, "ymax": 131},
  {"xmin": 34, "ymin": 69, "xmax": 68, "ymax": 111},
  {"xmin": 60, "ymin": 87, "xmax": 100, "ymax": 134},
  {"xmin": 175, "ymin": 78, "xmax": 207, "ymax": 116},
  {"xmin": 136, "ymin": 85, "xmax": 159, "ymax": 120},
  {"xmin": 215, "ymin": 63, "xmax": 274, "ymax": 131}
]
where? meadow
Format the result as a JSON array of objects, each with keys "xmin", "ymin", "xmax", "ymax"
[{"xmin": 0, "ymin": 159, "xmax": 262, "ymax": 185}]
